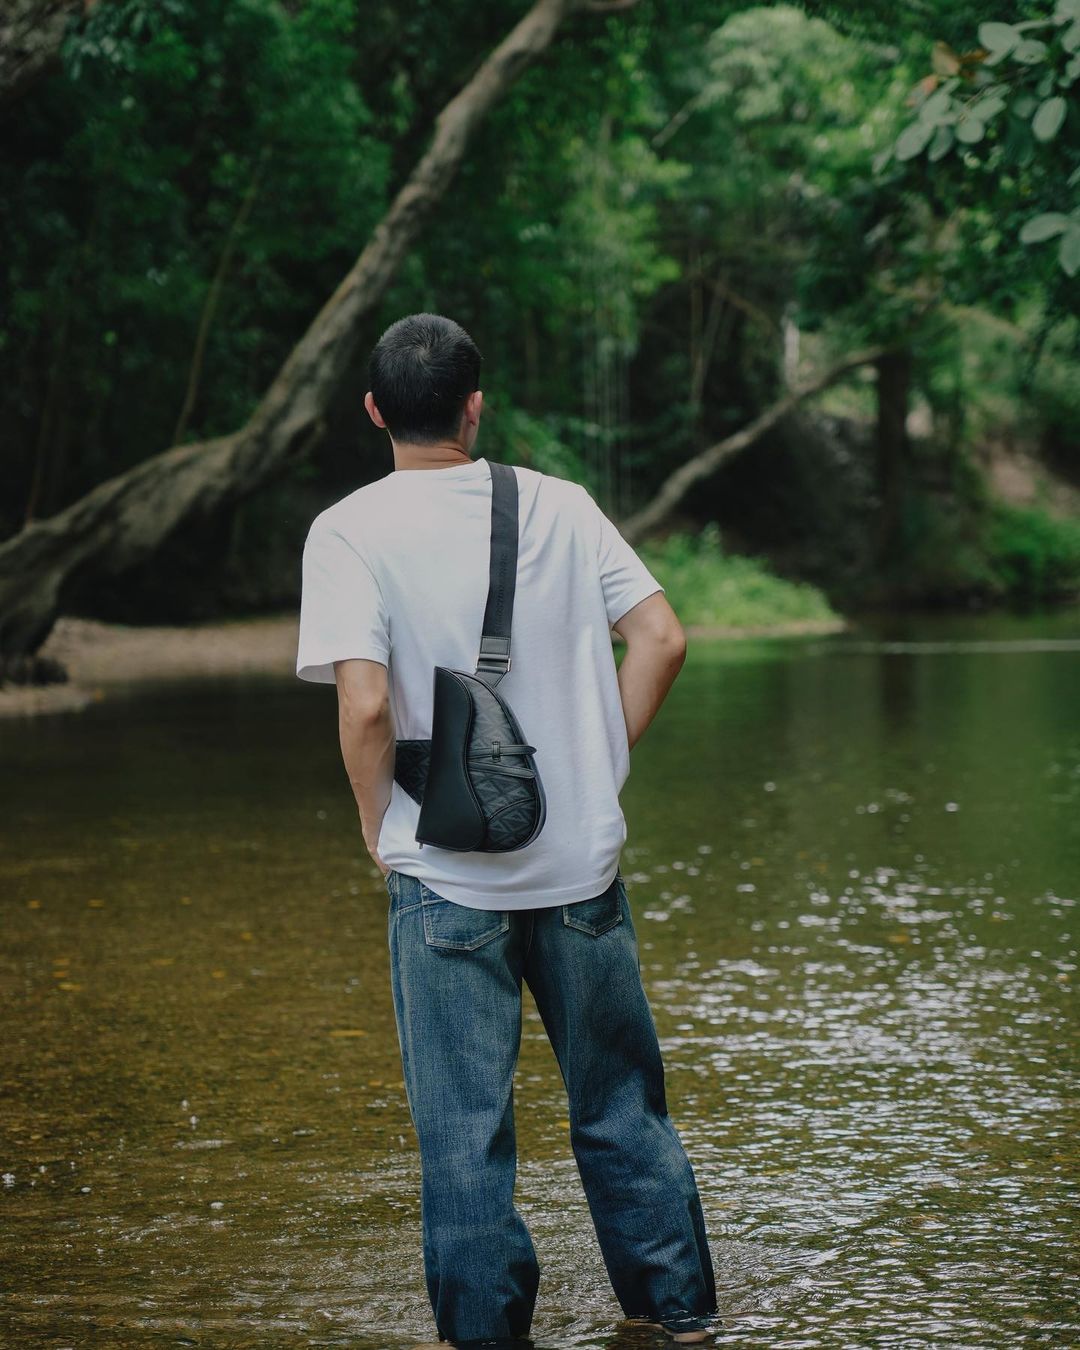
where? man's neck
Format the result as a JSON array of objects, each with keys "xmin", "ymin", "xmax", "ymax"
[{"xmin": 392, "ymin": 441, "xmax": 475, "ymax": 471}]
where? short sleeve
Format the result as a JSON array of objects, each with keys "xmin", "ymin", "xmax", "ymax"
[
  {"xmin": 296, "ymin": 520, "xmax": 391, "ymax": 684},
  {"xmin": 578, "ymin": 486, "xmax": 665, "ymax": 628}
]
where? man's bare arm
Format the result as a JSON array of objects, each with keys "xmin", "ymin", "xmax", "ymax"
[
  {"xmin": 611, "ymin": 592, "xmax": 687, "ymax": 751},
  {"xmin": 334, "ymin": 658, "xmax": 395, "ymax": 873}
]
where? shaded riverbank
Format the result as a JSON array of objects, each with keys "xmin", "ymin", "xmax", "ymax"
[{"xmin": 0, "ymin": 611, "xmax": 849, "ymax": 718}]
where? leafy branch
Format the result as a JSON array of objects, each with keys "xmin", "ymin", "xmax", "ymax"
[{"xmin": 880, "ymin": 1, "xmax": 1080, "ymax": 275}]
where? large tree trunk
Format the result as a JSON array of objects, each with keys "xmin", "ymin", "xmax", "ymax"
[
  {"xmin": 0, "ymin": 0, "xmax": 613, "ymax": 667},
  {"xmin": 0, "ymin": 0, "xmax": 90, "ymax": 108},
  {"xmin": 618, "ymin": 344, "xmax": 891, "ymax": 546}
]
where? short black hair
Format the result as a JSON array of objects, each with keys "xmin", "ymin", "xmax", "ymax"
[{"xmin": 368, "ymin": 313, "xmax": 482, "ymax": 444}]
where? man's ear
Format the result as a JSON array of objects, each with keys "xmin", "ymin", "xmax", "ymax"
[
  {"xmin": 364, "ymin": 391, "xmax": 387, "ymax": 428},
  {"xmin": 465, "ymin": 388, "xmax": 483, "ymax": 426}
]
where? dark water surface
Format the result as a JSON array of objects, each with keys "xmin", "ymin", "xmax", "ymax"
[{"xmin": 2, "ymin": 613, "xmax": 1078, "ymax": 1348}]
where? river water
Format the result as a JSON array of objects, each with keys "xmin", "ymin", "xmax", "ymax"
[{"xmin": 2, "ymin": 613, "xmax": 1077, "ymax": 1347}]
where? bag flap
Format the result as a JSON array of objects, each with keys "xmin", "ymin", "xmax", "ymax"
[{"xmin": 416, "ymin": 667, "xmax": 486, "ymax": 850}]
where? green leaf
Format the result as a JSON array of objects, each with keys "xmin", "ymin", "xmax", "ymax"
[
  {"xmin": 1063, "ymin": 20, "xmax": 1080, "ymax": 53},
  {"xmin": 895, "ymin": 120, "xmax": 933, "ymax": 160},
  {"xmin": 955, "ymin": 116, "xmax": 986, "ymax": 144},
  {"xmin": 1060, "ymin": 226, "xmax": 1080, "ymax": 276},
  {"xmin": 1014, "ymin": 38, "xmax": 1049, "ymax": 64},
  {"xmin": 871, "ymin": 146, "xmax": 894, "ymax": 174},
  {"xmin": 928, "ymin": 124, "xmax": 955, "ymax": 161},
  {"xmin": 1033, "ymin": 96, "xmax": 1067, "ymax": 140},
  {"xmin": 1019, "ymin": 212, "xmax": 1069, "ymax": 243},
  {"xmin": 975, "ymin": 94, "xmax": 1007, "ymax": 121},
  {"xmin": 1055, "ymin": 0, "xmax": 1080, "ymax": 22},
  {"xmin": 919, "ymin": 89, "xmax": 953, "ymax": 125},
  {"xmin": 978, "ymin": 22, "xmax": 1018, "ymax": 53}
]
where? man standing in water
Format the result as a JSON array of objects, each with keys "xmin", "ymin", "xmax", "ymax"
[{"xmin": 296, "ymin": 313, "xmax": 718, "ymax": 1346}]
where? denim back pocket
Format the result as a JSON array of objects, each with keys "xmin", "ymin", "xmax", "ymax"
[
  {"xmin": 562, "ymin": 873, "xmax": 625, "ymax": 936},
  {"xmin": 420, "ymin": 881, "xmax": 510, "ymax": 951}
]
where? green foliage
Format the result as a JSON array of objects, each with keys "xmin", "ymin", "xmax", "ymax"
[
  {"xmin": 558, "ymin": 128, "xmax": 687, "ymax": 351},
  {"xmin": 986, "ymin": 501, "xmax": 1080, "ymax": 600},
  {"xmin": 896, "ymin": 494, "xmax": 1080, "ymax": 604},
  {"xmin": 371, "ymin": 8, "xmax": 694, "ymax": 493},
  {"xmin": 2, "ymin": 0, "xmax": 1077, "ymax": 624},
  {"xmin": 882, "ymin": 2, "xmax": 1080, "ymax": 278},
  {"xmin": 480, "ymin": 400, "xmax": 592, "ymax": 488},
  {"xmin": 1026, "ymin": 312, "xmax": 1080, "ymax": 466},
  {"xmin": 639, "ymin": 522, "xmax": 841, "ymax": 629},
  {"xmin": 655, "ymin": 3, "xmax": 907, "ymax": 333},
  {"xmin": 2, "ymin": 0, "xmax": 388, "ymax": 524}
]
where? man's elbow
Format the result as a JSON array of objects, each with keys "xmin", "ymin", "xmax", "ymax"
[
  {"xmin": 337, "ymin": 682, "xmax": 391, "ymax": 728},
  {"xmin": 624, "ymin": 622, "xmax": 687, "ymax": 673},
  {"xmin": 648, "ymin": 608, "xmax": 688, "ymax": 664},
  {"xmin": 334, "ymin": 659, "xmax": 392, "ymax": 725},
  {"xmin": 339, "ymin": 694, "xmax": 391, "ymax": 727},
  {"xmin": 612, "ymin": 593, "xmax": 686, "ymax": 661},
  {"xmin": 664, "ymin": 625, "xmax": 688, "ymax": 670}
]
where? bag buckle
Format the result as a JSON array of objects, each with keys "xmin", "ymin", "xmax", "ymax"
[{"xmin": 477, "ymin": 635, "xmax": 511, "ymax": 676}]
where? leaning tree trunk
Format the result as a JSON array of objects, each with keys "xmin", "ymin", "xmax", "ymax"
[
  {"xmin": 0, "ymin": 0, "xmax": 91, "ymax": 108},
  {"xmin": 618, "ymin": 344, "xmax": 892, "ymax": 546},
  {"xmin": 0, "ymin": 0, "xmax": 621, "ymax": 667}
]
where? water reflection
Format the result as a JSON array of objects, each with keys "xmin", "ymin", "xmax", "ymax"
[{"xmin": 1, "ymin": 615, "xmax": 1077, "ymax": 1346}]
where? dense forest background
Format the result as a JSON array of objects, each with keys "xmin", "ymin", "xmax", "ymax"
[{"xmin": 3, "ymin": 0, "xmax": 1079, "ymax": 633}]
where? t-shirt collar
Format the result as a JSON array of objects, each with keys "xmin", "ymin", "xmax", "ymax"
[{"xmin": 391, "ymin": 455, "xmax": 489, "ymax": 480}]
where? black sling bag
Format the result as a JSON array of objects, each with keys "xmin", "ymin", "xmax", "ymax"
[{"xmin": 392, "ymin": 461, "xmax": 547, "ymax": 853}]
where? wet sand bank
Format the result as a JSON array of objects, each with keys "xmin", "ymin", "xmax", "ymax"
[{"xmin": 0, "ymin": 612, "xmax": 847, "ymax": 718}]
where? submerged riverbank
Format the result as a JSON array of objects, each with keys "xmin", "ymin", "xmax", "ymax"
[{"xmin": 1, "ymin": 609, "xmax": 849, "ymax": 719}]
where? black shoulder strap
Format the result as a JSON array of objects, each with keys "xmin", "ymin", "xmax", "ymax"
[{"xmin": 475, "ymin": 461, "xmax": 518, "ymax": 684}]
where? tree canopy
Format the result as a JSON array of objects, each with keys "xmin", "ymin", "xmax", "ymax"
[{"xmin": 1, "ymin": 0, "xmax": 1077, "ymax": 642}]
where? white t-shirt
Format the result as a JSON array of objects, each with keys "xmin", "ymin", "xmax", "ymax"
[{"xmin": 295, "ymin": 455, "xmax": 664, "ymax": 910}]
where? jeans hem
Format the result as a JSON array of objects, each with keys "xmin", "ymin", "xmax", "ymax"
[{"xmin": 626, "ymin": 1308, "xmax": 720, "ymax": 1332}]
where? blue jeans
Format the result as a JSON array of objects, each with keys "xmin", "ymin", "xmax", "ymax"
[{"xmin": 385, "ymin": 867, "xmax": 718, "ymax": 1344}]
